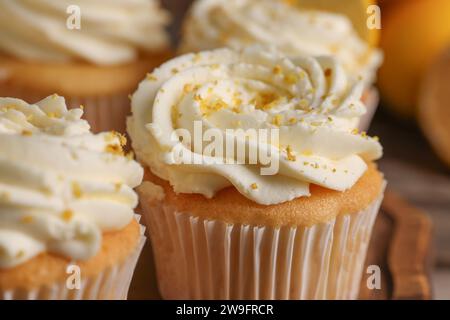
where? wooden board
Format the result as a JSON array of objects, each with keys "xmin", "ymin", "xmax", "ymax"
[
  {"xmin": 359, "ymin": 190, "xmax": 433, "ymax": 299},
  {"xmin": 128, "ymin": 191, "xmax": 433, "ymax": 300}
]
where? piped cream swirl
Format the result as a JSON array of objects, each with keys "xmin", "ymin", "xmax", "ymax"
[
  {"xmin": 0, "ymin": 95, "xmax": 143, "ymax": 268},
  {"xmin": 128, "ymin": 46, "xmax": 382, "ymax": 205},
  {"xmin": 180, "ymin": 0, "xmax": 382, "ymax": 85},
  {"xmin": 0, "ymin": 0, "xmax": 170, "ymax": 65}
]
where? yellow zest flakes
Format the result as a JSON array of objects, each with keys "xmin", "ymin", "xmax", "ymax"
[
  {"xmin": 250, "ymin": 183, "xmax": 258, "ymax": 190},
  {"xmin": 332, "ymin": 168, "xmax": 337, "ymax": 173},
  {"xmin": 253, "ymin": 92, "xmax": 279, "ymax": 110},
  {"xmin": 286, "ymin": 145, "xmax": 296, "ymax": 161},
  {"xmin": 21, "ymin": 130, "xmax": 32, "ymax": 136},
  {"xmin": 373, "ymin": 136, "xmax": 380, "ymax": 142},
  {"xmin": 200, "ymin": 99, "xmax": 228, "ymax": 116},
  {"xmin": 171, "ymin": 105, "xmax": 181, "ymax": 123},
  {"xmin": 288, "ymin": 117, "xmax": 298, "ymax": 124},
  {"xmin": 271, "ymin": 114, "xmax": 283, "ymax": 127},
  {"xmin": 115, "ymin": 183, "xmax": 122, "ymax": 192},
  {"xmin": 47, "ymin": 112, "xmax": 57, "ymax": 118},
  {"xmin": 303, "ymin": 161, "xmax": 309, "ymax": 166},
  {"xmin": 72, "ymin": 182, "xmax": 83, "ymax": 199},
  {"xmin": 310, "ymin": 121, "xmax": 322, "ymax": 127},
  {"xmin": 61, "ymin": 209, "xmax": 74, "ymax": 222},
  {"xmin": 146, "ymin": 73, "xmax": 157, "ymax": 81},
  {"xmin": 21, "ymin": 215, "xmax": 33, "ymax": 224},
  {"xmin": 51, "ymin": 93, "xmax": 58, "ymax": 100},
  {"xmin": 324, "ymin": 68, "xmax": 332, "ymax": 77},
  {"xmin": 210, "ymin": 64, "xmax": 220, "ymax": 70},
  {"xmin": 272, "ymin": 65, "xmax": 282, "ymax": 75},
  {"xmin": 351, "ymin": 128, "xmax": 359, "ymax": 135},
  {"xmin": 327, "ymin": 116, "xmax": 333, "ymax": 122},
  {"xmin": 105, "ymin": 144, "xmax": 124, "ymax": 156},
  {"xmin": 264, "ymin": 97, "xmax": 283, "ymax": 111},
  {"xmin": 284, "ymin": 73, "xmax": 298, "ymax": 85},
  {"xmin": 232, "ymin": 106, "xmax": 241, "ymax": 114},
  {"xmin": 232, "ymin": 97, "xmax": 242, "ymax": 107},
  {"xmin": 301, "ymin": 149, "xmax": 312, "ymax": 156},
  {"xmin": 105, "ymin": 131, "xmax": 127, "ymax": 147},
  {"xmin": 117, "ymin": 133, "xmax": 127, "ymax": 146},
  {"xmin": 183, "ymin": 84, "xmax": 194, "ymax": 94},
  {"xmin": 171, "ymin": 68, "xmax": 179, "ymax": 74}
]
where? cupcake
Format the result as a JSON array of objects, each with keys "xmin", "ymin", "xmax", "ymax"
[
  {"xmin": 128, "ymin": 46, "xmax": 385, "ymax": 299},
  {"xmin": 179, "ymin": 0, "xmax": 383, "ymax": 131},
  {"xmin": 0, "ymin": 95, "xmax": 145, "ymax": 299},
  {"xmin": 0, "ymin": 0, "xmax": 172, "ymax": 133}
]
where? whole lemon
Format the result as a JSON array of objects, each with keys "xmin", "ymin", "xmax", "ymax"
[{"xmin": 379, "ymin": 0, "xmax": 450, "ymax": 118}]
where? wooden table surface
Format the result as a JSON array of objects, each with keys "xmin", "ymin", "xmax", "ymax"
[{"xmin": 161, "ymin": 0, "xmax": 450, "ymax": 299}]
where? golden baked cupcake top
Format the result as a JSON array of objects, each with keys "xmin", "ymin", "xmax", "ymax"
[
  {"xmin": 0, "ymin": 95, "xmax": 143, "ymax": 268},
  {"xmin": 128, "ymin": 46, "xmax": 382, "ymax": 206},
  {"xmin": 0, "ymin": 0, "xmax": 171, "ymax": 65},
  {"xmin": 180, "ymin": 0, "xmax": 382, "ymax": 85}
]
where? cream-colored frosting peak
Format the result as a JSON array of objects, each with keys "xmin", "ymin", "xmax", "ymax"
[
  {"xmin": 0, "ymin": 95, "xmax": 143, "ymax": 268},
  {"xmin": 127, "ymin": 46, "xmax": 382, "ymax": 205},
  {"xmin": 180, "ymin": 0, "xmax": 382, "ymax": 85},
  {"xmin": 0, "ymin": 0, "xmax": 170, "ymax": 65}
]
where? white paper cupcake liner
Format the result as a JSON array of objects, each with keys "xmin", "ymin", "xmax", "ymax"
[
  {"xmin": 0, "ymin": 83, "xmax": 130, "ymax": 134},
  {"xmin": 142, "ymin": 184, "xmax": 385, "ymax": 300},
  {"xmin": 1, "ymin": 215, "xmax": 146, "ymax": 300}
]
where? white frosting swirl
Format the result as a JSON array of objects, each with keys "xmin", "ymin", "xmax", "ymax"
[
  {"xmin": 128, "ymin": 46, "xmax": 382, "ymax": 205},
  {"xmin": 0, "ymin": 95, "xmax": 143, "ymax": 268},
  {"xmin": 180, "ymin": 0, "xmax": 382, "ymax": 85},
  {"xmin": 0, "ymin": 0, "xmax": 170, "ymax": 65}
]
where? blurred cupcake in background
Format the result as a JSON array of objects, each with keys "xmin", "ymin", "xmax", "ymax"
[
  {"xmin": 128, "ymin": 46, "xmax": 385, "ymax": 299},
  {"xmin": 0, "ymin": 0, "xmax": 172, "ymax": 133},
  {"xmin": 180, "ymin": 0, "xmax": 383, "ymax": 131},
  {"xmin": 0, "ymin": 95, "xmax": 145, "ymax": 299}
]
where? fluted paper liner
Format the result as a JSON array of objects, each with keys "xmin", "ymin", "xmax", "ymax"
[
  {"xmin": 1, "ymin": 215, "xmax": 146, "ymax": 300},
  {"xmin": 142, "ymin": 185, "xmax": 385, "ymax": 300},
  {"xmin": 0, "ymin": 83, "xmax": 130, "ymax": 133}
]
